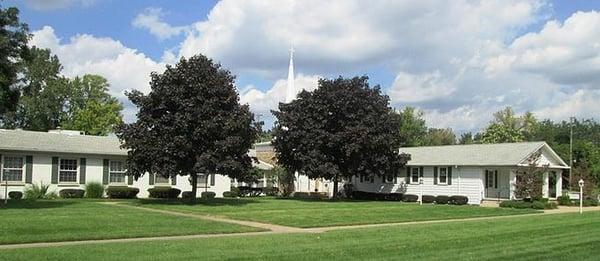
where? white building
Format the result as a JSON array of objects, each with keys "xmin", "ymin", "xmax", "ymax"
[{"xmin": 0, "ymin": 129, "xmax": 231, "ymax": 198}]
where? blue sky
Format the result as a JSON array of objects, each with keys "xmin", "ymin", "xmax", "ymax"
[{"xmin": 5, "ymin": 0, "xmax": 600, "ymax": 131}]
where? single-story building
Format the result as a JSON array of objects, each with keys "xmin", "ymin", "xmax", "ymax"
[
  {"xmin": 352, "ymin": 142, "xmax": 570, "ymax": 204},
  {"xmin": 0, "ymin": 129, "xmax": 231, "ymax": 198}
]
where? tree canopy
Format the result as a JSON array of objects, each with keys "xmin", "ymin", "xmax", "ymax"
[
  {"xmin": 117, "ymin": 55, "xmax": 259, "ymax": 200},
  {"xmin": 272, "ymin": 76, "xmax": 410, "ymax": 197},
  {"xmin": 480, "ymin": 107, "xmax": 537, "ymax": 143},
  {"xmin": 395, "ymin": 107, "xmax": 427, "ymax": 147}
]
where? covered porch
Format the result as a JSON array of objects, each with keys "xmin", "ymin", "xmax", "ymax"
[{"xmin": 483, "ymin": 168, "xmax": 565, "ymax": 200}]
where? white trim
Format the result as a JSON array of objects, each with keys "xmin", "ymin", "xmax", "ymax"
[
  {"xmin": 58, "ymin": 158, "xmax": 79, "ymax": 184},
  {"xmin": 108, "ymin": 160, "xmax": 127, "ymax": 185},
  {"xmin": 437, "ymin": 167, "xmax": 448, "ymax": 185},
  {"xmin": 411, "ymin": 167, "xmax": 420, "ymax": 184},
  {"xmin": 1, "ymin": 155, "xmax": 25, "ymax": 183}
]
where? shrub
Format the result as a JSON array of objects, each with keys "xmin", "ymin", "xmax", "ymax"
[
  {"xmin": 350, "ymin": 191, "xmax": 402, "ymax": 201},
  {"xmin": 24, "ymin": 182, "xmax": 57, "ymax": 199},
  {"xmin": 421, "ymin": 195, "xmax": 435, "ymax": 203},
  {"xmin": 435, "ymin": 195, "xmax": 450, "ymax": 204},
  {"xmin": 181, "ymin": 191, "xmax": 194, "ymax": 199},
  {"xmin": 237, "ymin": 186, "xmax": 262, "ymax": 197},
  {"xmin": 223, "ymin": 191, "xmax": 236, "ymax": 197},
  {"xmin": 148, "ymin": 187, "xmax": 181, "ymax": 199},
  {"xmin": 500, "ymin": 200, "xmax": 533, "ymax": 209},
  {"xmin": 201, "ymin": 191, "xmax": 216, "ymax": 199},
  {"xmin": 230, "ymin": 187, "xmax": 240, "ymax": 197},
  {"xmin": 583, "ymin": 198, "xmax": 599, "ymax": 207},
  {"xmin": 8, "ymin": 191, "xmax": 22, "ymax": 200},
  {"xmin": 59, "ymin": 189, "xmax": 85, "ymax": 198},
  {"xmin": 402, "ymin": 194, "xmax": 419, "ymax": 202},
  {"xmin": 544, "ymin": 202, "xmax": 558, "ymax": 209},
  {"xmin": 85, "ymin": 182, "xmax": 105, "ymax": 198},
  {"xmin": 106, "ymin": 187, "xmax": 139, "ymax": 199},
  {"xmin": 292, "ymin": 192, "xmax": 327, "ymax": 199},
  {"xmin": 557, "ymin": 195, "xmax": 571, "ymax": 206},
  {"xmin": 263, "ymin": 187, "xmax": 278, "ymax": 196},
  {"xmin": 532, "ymin": 201, "xmax": 545, "ymax": 209},
  {"xmin": 450, "ymin": 195, "xmax": 468, "ymax": 205},
  {"xmin": 292, "ymin": 192, "xmax": 310, "ymax": 199}
]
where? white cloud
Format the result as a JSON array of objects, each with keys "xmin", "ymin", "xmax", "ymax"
[
  {"xmin": 389, "ymin": 71, "xmax": 456, "ymax": 103},
  {"xmin": 24, "ymin": 0, "xmax": 96, "ymax": 11},
  {"xmin": 240, "ymin": 74, "xmax": 320, "ymax": 114},
  {"xmin": 132, "ymin": 7, "xmax": 188, "ymax": 40},
  {"xmin": 30, "ymin": 26, "xmax": 165, "ymax": 122}
]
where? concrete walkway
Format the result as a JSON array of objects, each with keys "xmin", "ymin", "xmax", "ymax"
[{"xmin": 1, "ymin": 203, "xmax": 598, "ymax": 250}]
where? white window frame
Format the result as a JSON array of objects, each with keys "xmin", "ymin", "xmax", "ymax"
[
  {"xmin": 109, "ymin": 160, "xmax": 127, "ymax": 185},
  {"xmin": 411, "ymin": 168, "xmax": 420, "ymax": 183},
  {"xmin": 154, "ymin": 175, "xmax": 170, "ymax": 185},
  {"xmin": 486, "ymin": 170, "xmax": 497, "ymax": 188},
  {"xmin": 438, "ymin": 167, "xmax": 448, "ymax": 185},
  {"xmin": 1, "ymin": 155, "xmax": 25, "ymax": 183},
  {"xmin": 58, "ymin": 158, "xmax": 79, "ymax": 184}
]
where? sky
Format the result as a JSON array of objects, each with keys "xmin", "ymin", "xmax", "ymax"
[{"xmin": 5, "ymin": 0, "xmax": 600, "ymax": 133}]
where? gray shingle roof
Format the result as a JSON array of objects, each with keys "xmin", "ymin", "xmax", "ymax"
[
  {"xmin": 399, "ymin": 142, "xmax": 566, "ymax": 167},
  {"xmin": 0, "ymin": 129, "xmax": 127, "ymax": 156}
]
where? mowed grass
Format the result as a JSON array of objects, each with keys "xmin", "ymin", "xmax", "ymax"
[
  {"xmin": 0, "ymin": 200, "xmax": 261, "ymax": 244},
  {"xmin": 132, "ymin": 197, "xmax": 538, "ymax": 227},
  {"xmin": 3, "ymin": 211, "xmax": 599, "ymax": 260}
]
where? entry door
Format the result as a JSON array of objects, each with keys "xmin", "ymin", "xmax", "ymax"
[
  {"xmin": 548, "ymin": 172, "xmax": 557, "ymax": 198},
  {"xmin": 484, "ymin": 170, "xmax": 498, "ymax": 198}
]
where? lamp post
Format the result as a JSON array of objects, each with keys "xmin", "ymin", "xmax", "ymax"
[
  {"xmin": 419, "ymin": 177, "xmax": 424, "ymax": 205},
  {"xmin": 579, "ymin": 179, "xmax": 584, "ymax": 214}
]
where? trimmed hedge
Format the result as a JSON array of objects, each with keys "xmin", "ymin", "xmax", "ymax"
[
  {"xmin": 223, "ymin": 191, "xmax": 236, "ymax": 197},
  {"xmin": 292, "ymin": 192, "xmax": 328, "ymax": 199},
  {"xmin": 557, "ymin": 195, "xmax": 571, "ymax": 206},
  {"xmin": 59, "ymin": 189, "xmax": 85, "ymax": 198},
  {"xmin": 237, "ymin": 186, "xmax": 262, "ymax": 197},
  {"xmin": 263, "ymin": 187, "xmax": 279, "ymax": 196},
  {"xmin": 450, "ymin": 195, "xmax": 468, "ymax": 205},
  {"xmin": 181, "ymin": 191, "xmax": 194, "ymax": 199},
  {"xmin": 402, "ymin": 194, "xmax": 419, "ymax": 202},
  {"xmin": 8, "ymin": 191, "xmax": 22, "ymax": 200},
  {"xmin": 351, "ymin": 191, "xmax": 402, "ymax": 201},
  {"xmin": 422, "ymin": 195, "xmax": 435, "ymax": 204},
  {"xmin": 148, "ymin": 187, "xmax": 181, "ymax": 199},
  {"xmin": 500, "ymin": 200, "xmax": 557, "ymax": 209},
  {"xmin": 201, "ymin": 191, "xmax": 216, "ymax": 199},
  {"xmin": 106, "ymin": 187, "xmax": 139, "ymax": 199},
  {"xmin": 435, "ymin": 195, "xmax": 450, "ymax": 204},
  {"xmin": 583, "ymin": 198, "xmax": 599, "ymax": 207},
  {"xmin": 84, "ymin": 182, "xmax": 105, "ymax": 198}
]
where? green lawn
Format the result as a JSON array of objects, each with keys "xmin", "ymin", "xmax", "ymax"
[
  {"xmin": 3, "ymin": 211, "xmax": 599, "ymax": 260},
  {"xmin": 0, "ymin": 200, "xmax": 261, "ymax": 244},
  {"xmin": 131, "ymin": 197, "xmax": 539, "ymax": 227}
]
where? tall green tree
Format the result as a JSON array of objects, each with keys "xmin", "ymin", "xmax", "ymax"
[
  {"xmin": 459, "ymin": 132, "xmax": 474, "ymax": 144},
  {"xmin": 423, "ymin": 128, "xmax": 456, "ymax": 146},
  {"xmin": 395, "ymin": 107, "xmax": 427, "ymax": 147},
  {"xmin": 0, "ymin": 5, "xmax": 29, "ymax": 123},
  {"xmin": 480, "ymin": 107, "xmax": 537, "ymax": 143},
  {"xmin": 272, "ymin": 76, "xmax": 410, "ymax": 198},
  {"xmin": 117, "ymin": 55, "xmax": 259, "ymax": 201},
  {"xmin": 61, "ymin": 75, "xmax": 123, "ymax": 135}
]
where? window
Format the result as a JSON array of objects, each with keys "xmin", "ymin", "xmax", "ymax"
[
  {"xmin": 2, "ymin": 156, "xmax": 24, "ymax": 182},
  {"xmin": 385, "ymin": 174, "xmax": 395, "ymax": 183},
  {"xmin": 109, "ymin": 161, "xmax": 126, "ymax": 184},
  {"xmin": 411, "ymin": 168, "xmax": 420, "ymax": 183},
  {"xmin": 486, "ymin": 170, "xmax": 497, "ymax": 188},
  {"xmin": 155, "ymin": 175, "xmax": 170, "ymax": 184},
  {"xmin": 59, "ymin": 159, "xmax": 78, "ymax": 183},
  {"xmin": 438, "ymin": 167, "xmax": 448, "ymax": 184},
  {"xmin": 197, "ymin": 174, "xmax": 208, "ymax": 187}
]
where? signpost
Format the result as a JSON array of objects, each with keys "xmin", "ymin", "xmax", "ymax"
[
  {"xmin": 419, "ymin": 177, "xmax": 424, "ymax": 205},
  {"xmin": 579, "ymin": 179, "xmax": 584, "ymax": 214}
]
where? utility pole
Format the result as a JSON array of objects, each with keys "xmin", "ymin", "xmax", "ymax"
[{"xmin": 569, "ymin": 116, "xmax": 574, "ymax": 191}]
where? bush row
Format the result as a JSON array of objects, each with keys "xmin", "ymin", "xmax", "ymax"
[
  {"xmin": 499, "ymin": 200, "xmax": 558, "ymax": 209},
  {"xmin": 292, "ymin": 192, "xmax": 329, "ymax": 199},
  {"xmin": 557, "ymin": 195, "xmax": 599, "ymax": 207},
  {"xmin": 148, "ymin": 187, "xmax": 181, "ymax": 199},
  {"xmin": 350, "ymin": 191, "xmax": 468, "ymax": 205},
  {"xmin": 106, "ymin": 187, "xmax": 140, "ymax": 199}
]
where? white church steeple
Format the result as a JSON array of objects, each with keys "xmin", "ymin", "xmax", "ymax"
[{"xmin": 285, "ymin": 46, "xmax": 296, "ymax": 103}]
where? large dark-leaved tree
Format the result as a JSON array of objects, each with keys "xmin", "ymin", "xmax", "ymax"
[
  {"xmin": 117, "ymin": 55, "xmax": 259, "ymax": 201},
  {"xmin": 272, "ymin": 76, "xmax": 410, "ymax": 198}
]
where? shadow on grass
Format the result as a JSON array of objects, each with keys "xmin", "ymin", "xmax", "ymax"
[
  {"xmin": 0, "ymin": 199, "xmax": 77, "ymax": 209},
  {"xmin": 135, "ymin": 197, "xmax": 263, "ymax": 207}
]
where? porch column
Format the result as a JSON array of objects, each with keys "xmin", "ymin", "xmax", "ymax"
[
  {"xmin": 509, "ymin": 169, "xmax": 517, "ymax": 200},
  {"xmin": 556, "ymin": 170, "xmax": 563, "ymax": 198},
  {"xmin": 542, "ymin": 172, "xmax": 549, "ymax": 198}
]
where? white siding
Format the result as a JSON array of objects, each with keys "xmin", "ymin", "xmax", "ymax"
[
  {"xmin": 0, "ymin": 152, "xmax": 231, "ymax": 199},
  {"xmin": 352, "ymin": 166, "xmax": 484, "ymax": 205}
]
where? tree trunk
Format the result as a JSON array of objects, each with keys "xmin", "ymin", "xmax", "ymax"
[
  {"xmin": 190, "ymin": 173, "xmax": 198, "ymax": 203},
  {"xmin": 332, "ymin": 173, "xmax": 339, "ymax": 199}
]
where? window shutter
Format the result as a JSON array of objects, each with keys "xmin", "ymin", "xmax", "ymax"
[
  {"xmin": 51, "ymin": 157, "xmax": 59, "ymax": 184},
  {"xmin": 149, "ymin": 173, "xmax": 155, "ymax": 185},
  {"xmin": 171, "ymin": 176, "xmax": 177, "ymax": 185},
  {"xmin": 210, "ymin": 174, "xmax": 215, "ymax": 186},
  {"xmin": 394, "ymin": 172, "xmax": 397, "ymax": 184},
  {"xmin": 25, "ymin": 155, "xmax": 33, "ymax": 184},
  {"xmin": 494, "ymin": 171, "xmax": 498, "ymax": 189},
  {"xmin": 102, "ymin": 159, "xmax": 109, "ymax": 185},
  {"xmin": 419, "ymin": 167, "xmax": 424, "ymax": 178},
  {"xmin": 370, "ymin": 175, "xmax": 374, "ymax": 183},
  {"xmin": 360, "ymin": 175, "xmax": 364, "ymax": 183},
  {"xmin": 484, "ymin": 170, "xmax": 489, "ymax": 188},
  {"xmin": 448, "ymin": 167, "xmax": 452, "ymax": 185},
  {"xmin": 433, "ymin": 167, "xmax": 438, "ymax": 185},
  {"xmin": 127, "ymin": 175, "xmax": 133, "ymax": 185},
  {"xmin": 79, "ymin": 158, "xmax": 86, "ymax": 184},
  {"xmin": 406, "ymin": 167, "xmax": 411, "ymax": 184},
  {"xmin": 382, "ymin": 174, "xmax": 386, "ymax": 183}
]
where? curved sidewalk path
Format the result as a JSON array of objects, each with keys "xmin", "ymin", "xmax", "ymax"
[{"xmin": 1, "ymin": 203, "xmax": 599, "ymax": 250}]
